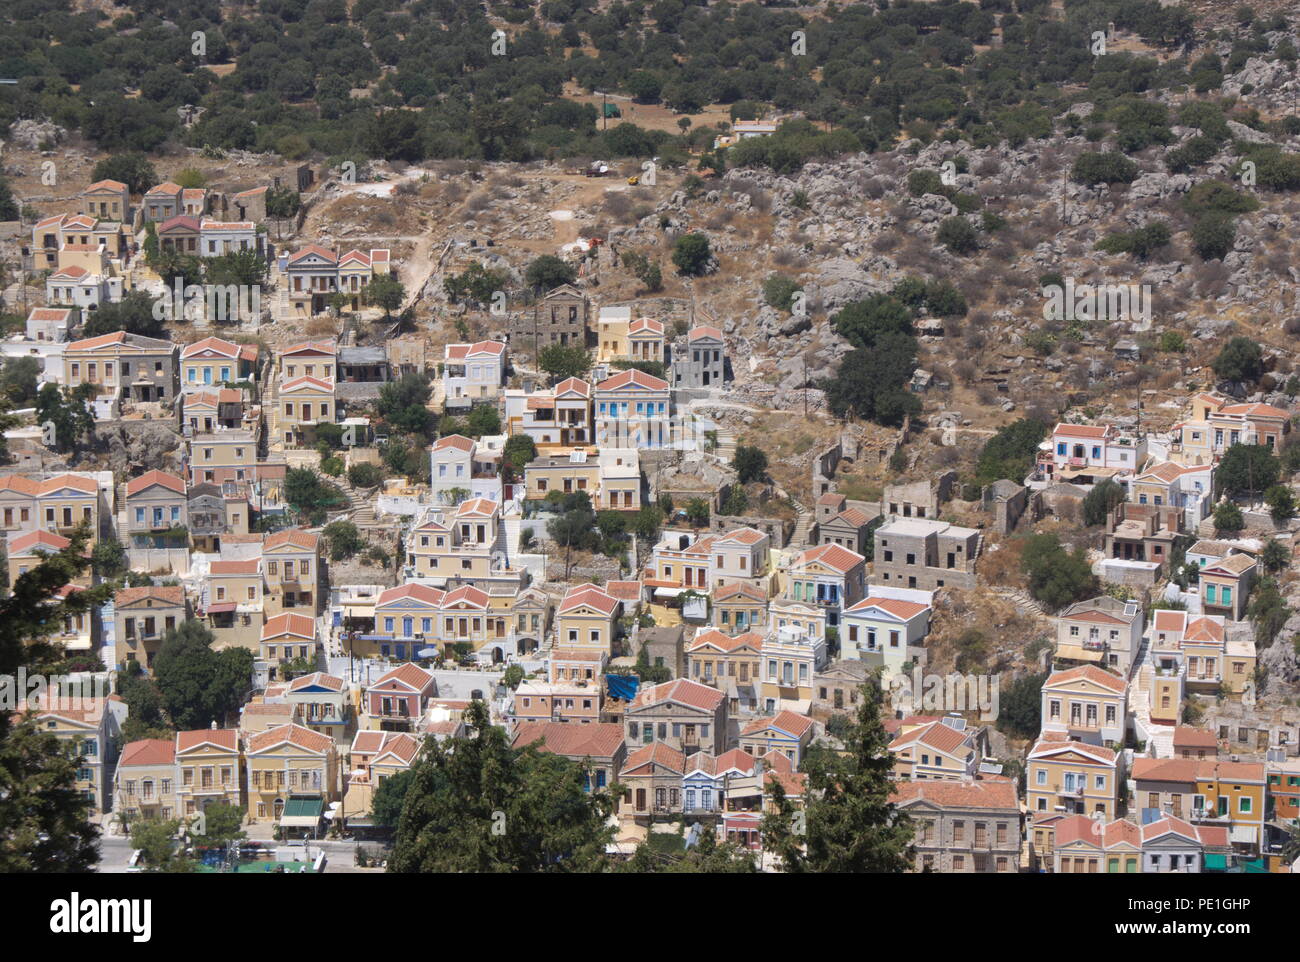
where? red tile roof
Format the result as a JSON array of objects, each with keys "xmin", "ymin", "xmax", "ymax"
[
  {"xmin": 125, "ymin": 469, "xmax": 186, "ymax": 497},
  {"xmin": 630, "ymin": 678, "xmax": 725, "ymax": 713},
  {"xmin": 246, "ymin": 722, "xmax": 333, "ymax": 755},
  {"xmin": 119, "ymin": 738, "xmax": 176, "ymax": 767},
  {"xmin": 513, "ymin": 721, "xmax": 625, "ymax": 759}
]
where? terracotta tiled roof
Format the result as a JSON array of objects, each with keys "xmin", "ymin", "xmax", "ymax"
[
  {"xmin": 175, "ymin": 728, "xmax": 239, "ymax": 753},
  {"xmin": 602, "ymin": 580, "xmax": 642, "ymax": 601},
  {"xmin": 1028, "ymin": 736, "xmax": 1117, "ymax": 764},
  {"xmin": 280, "ymin": 340, "xmax": 337, "ymax": 357},
  {"xmin": 794, "ymin": 542, "xmax": 864, "ymax": 574},
  {"xmin": 630, "ymin": 678, "xmax": 725, "ymax": 712},
  {"xmin": 27, "ymin": 308, "xmax": 73, "ymax": 322},
  {"xmin": 454, "ymin": 497, "xmax": 498, "ymax": 517},
  {"xmin": 554, "ymin": 377, "xmax": 591, "ymax": 397},
  {"xmin": 1141, "ymin": 815, "xmax": 1201, "ymax": 845},
  {"xmin": 1184, "ymin": 617, "xmax": 1225, "ymax": 644},
  {"xmin": 1153, "ymin": 609, "xmax": 1189, "ymax": 632},
  {"xmin": 157, "ymin": 215, "xmax": 201, "ymax": 233},
  {"xmin": 1053, "ymin": 813, "xmax": 1103, "ymax": 848},
  {"xmin": 846, "ymin": 596, "xmax": 930, "ymax": 619},
  {"xmin": 280, "ymin": 375, "xmax": 334, "ymax": 393},
  {"xmin": 1173, "ymin": 726, "xmax": 1218, "ymax": 749},
  {"xmin": 1220, "ymin": 401, "xmax": 1289, "ymax": 419},
  {"xmin": 246, "ymin": 722, "xmax": 333, "ymax": 755},
  {"xmin": 8, "ymin": 529, "xmax": 72, "ymax": 554},
  {"xmin": 1197, "ymin": 759, "xmax": 1264, "ymax": 783},
  {"xmin": 1043, "ymin": 664, "xmax": 1126, "ymax": 694},
  {"xmin": 891, "ymin": 776, "xmax": 1019, "ymax": 811},
  {"xmin": 370, "ymin": 662, "xmax": 435, "ymax": 693},
  {"xmin": 371, "ymin": 732, "xmax": 420, "ymax": 766},
  {"xmin": 126, "ymin": 469, "xmax": 186, "ymax": 497},
  {"xmin": 444, "ymin": 340, "xmax": 505, "ymax": 359},
  {"xmin": 688, "ymin": 628, "xmax": 763, "ymax": 653},
  {"xmin": 559, "ymin": 584, "xmax": 619, "ymax": 616},
  {"xmin": 432, "ymin": 434, "xmax": 474, "ymax": 452},
  {"xmin": 210, "ymin": 559, "xmax": 259, "ymax": 575},
  {"xmin": 713, "ymin": 582, "xmax": 767, "ymax": 603},
  {"xmin": 888, "ymin": 719, "xmax": 974, "ymax": 755},
  {"xmin": 595, "ymin": 368, "xmax": 668, "ymax": 392},
  {"xmin": 716, "ymin": 527, "xmax": 766, "ymax": 545},
  {"xmin": 688, "ymin": 325, "xmax": 723, "ymax": 342},
  {"xmin": 629, "ymin": 317, "xmax": 665, "ymax": 335},
  {"xmin": 620, "ymin": 742, "xmax": 686, "ymax": 776},
  {"xmin": 1132, "ymin": 757, "xmax": 1199, "ymax": 784},
  {"xmin": 114, "ymin": 585, "xmax": 184, "ymax": 607},
  {"xmin": 1052, "ymin": 423, "xmax": 1109, "ymax": 439},
  {"xmin": 119, "ymin": 738, "xmax": 176, "ymax": 767},
  {"xmin": 741, "ymin": 710, "xmax": 814, "ymax": 739},
  {"xmin": 263, "ymin": 529, "xmax": 319, "ymax": 551},
  {"xmin": 442, "ymin": 584, "xmax": 489, "ymax": 608},
  {"xmin": 513, "ymin": 721, "xmax": 625, "ymax": 759},
  {"xmin": 181, "ymin": 336, "xmax": 258, "ymax": 362},
  {"xmin": 261, "ymin": 612, "xmax": 316, "ymax": 641},
  {"xmin": 288, "ymin": 671, "xmax": 344, "ymax": 692},
  {"xmin": 1203, "ymin": 553, "xmax": 1256, "ymax": 576},
  {"xmin": 287, "ymin": 245, "xmax": 338, "ymax": 266},
  {"xmin": 376, "ymin": 583, "xmax": 446, "ymax": 608}
]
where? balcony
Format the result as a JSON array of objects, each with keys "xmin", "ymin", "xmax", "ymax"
[{"xmin": 1051, "ymin": 783, "xmax": 1086, "ymax": 796}]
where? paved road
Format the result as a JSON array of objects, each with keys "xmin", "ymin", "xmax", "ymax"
[{"xmin": 94, "ymin": 833, "xmax": 385, "ymax": 873}]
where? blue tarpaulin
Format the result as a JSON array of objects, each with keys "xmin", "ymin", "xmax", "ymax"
[{"xmin": 605, "ymin": 674, "xmax": 639, "ymax": 701}]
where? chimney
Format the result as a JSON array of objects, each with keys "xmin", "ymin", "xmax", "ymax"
[{"xmin": 210, "ymin": 720, "xmax": 217, "ymax": 730}]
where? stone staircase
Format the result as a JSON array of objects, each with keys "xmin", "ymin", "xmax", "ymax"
[
  {"xmin": 789, "ymin": 497, "xmax": 815, "ymax": 548},
  {"xmin": 994, "ymin": 588, "xmax": 1047, "ymax": 618},
  {"xmin": 335, "ymin": 476, "xmax": 378, "ymax": 527},
  {"xmin": 1128, "ymin": 639, "xmax": 1173, "ymax": 758},
  {"xmin": 713, "ymin": 427, "xmax": 737, "ymax": 461}
]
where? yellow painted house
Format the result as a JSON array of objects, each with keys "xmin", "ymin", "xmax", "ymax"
[
  {"xmin": 174, "ymin": 728, "xmax": 243, "ymax": 816},
  {"xmin": 1027, "ymin": 735, "xmax": 1120, "ymax": 819},
  {"xmin": 263, "ymin": 528, "xmax": 321, "ymax": 615},
  {"xmin": 181, "ymin": 336, "xmax": 259, "ymax": 390},
  {"xmin": 244, "ymin": 723, "xmax": 338, "ymax": 826},
  {"xmin": 556, "ymin": 583, "xmax": 621, "ymax": 655},
  {"xmin": 1195, "ymin": 760, "xmax": 1266, "ymax": 853}
]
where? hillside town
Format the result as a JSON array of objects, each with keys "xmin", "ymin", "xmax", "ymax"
[
  {"xmin": 1, "ymin": 1, "xmax": 1300, "ymax": 901},
  {"xmin": 5, "ymin": 172, "xmax": 1300, "ymax": 877}
]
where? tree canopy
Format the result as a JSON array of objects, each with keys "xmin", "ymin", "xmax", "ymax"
[{"xmin": 389, "ymin": 701, "xmax": 615, "ymax": 872}]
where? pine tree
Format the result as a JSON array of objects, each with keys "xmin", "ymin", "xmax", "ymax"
[
  {"xmin": 390, "ymin": 701, "xmax": 616, "ymax": 872},
  {"xmin": 0, "ymin": 528, "xmax": 113, "ymax": 872},
  {"xmin": 763, "ymin": 679, "xmax": 914, "ymax": 872}
]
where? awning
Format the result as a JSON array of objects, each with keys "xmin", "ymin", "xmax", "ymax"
[
  {"xmin": 1204, "ymin": 853, "xmax": 1229, "ymax": 871},
  {"xmin": 653, "ymin": 587, "xmax": 685, "ymax": 599},
  {"xmin": 278, "ymin": 798, "xmax": 324, "ymax": 828},
  {"xmin": 1055, "ymin": 644, "xmax": 1104, "ymax": 663},
  {"xmin": 206, "ymin": 603, "xmax": 237, "ymax": 614},
  {"xmin": 1229, "ymin": 825, "xmax": 1257, "ymax": 844}
]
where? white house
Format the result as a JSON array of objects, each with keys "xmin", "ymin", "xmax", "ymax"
[
  {"xmin": 199, "ymin": 219, "xmax": 264, "ymax": 258},
  {"xmin": 842, "ymin": 589, "xmax": 933, "ymax": 682},
  {"xmin": 1037, "ymin": 422, "xmax": 1145, "ymax": 481},
  {"xmin": 46, "ymin": 265, "xmax": 121, "ymax": 310},
  {"xmin": 443, "ymin": 341, "xmax": 506, "ymax": 411},
  {"xmin": 429, "ymin": 434, "xmax": 503, "ymax": 505}
]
